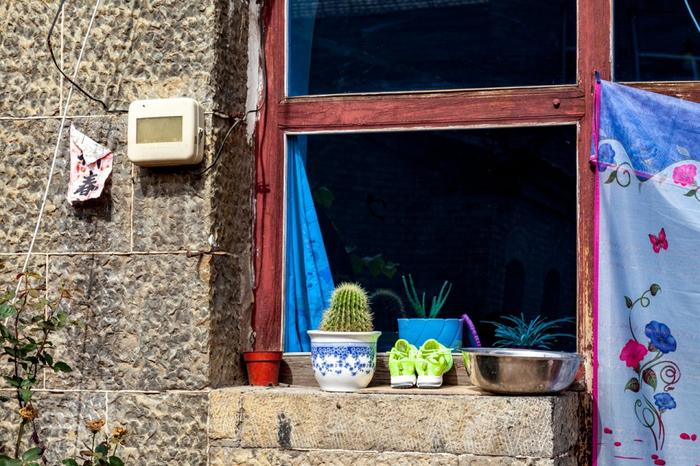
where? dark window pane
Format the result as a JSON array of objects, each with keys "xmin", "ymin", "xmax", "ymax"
[
  {"xmin": 615, "ymin": 0, "xmax": 700, "ymax": 81},
  {"xmin": 288, "ymin": 0, "xmax": 576, "ymax": 96},
  {"xmin": 289, "ymin": 126, "xmax": 577, "ymax": 351}
]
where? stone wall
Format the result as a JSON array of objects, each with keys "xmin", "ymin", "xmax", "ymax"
[{"xmin": 0, "ymin": 0, "xmax": 257, "ymax": 463}]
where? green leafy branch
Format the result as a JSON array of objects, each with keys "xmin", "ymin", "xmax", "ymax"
[
  {"xmin": 62, "ymin": 422, "xmax": 127, "ymax": 466},
  {"xmin": 0, "ymin": 270, "xmax": 128, "ymax": 466}
]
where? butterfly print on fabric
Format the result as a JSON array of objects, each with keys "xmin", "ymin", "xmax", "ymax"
[{"xmin": 649, "ymin": 228, "xmax": 668, "ymax": 253}]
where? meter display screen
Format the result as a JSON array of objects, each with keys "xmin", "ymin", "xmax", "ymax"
[{"xmin": 136, "ymin": 116, "xmax": 183, "ymax": 144}]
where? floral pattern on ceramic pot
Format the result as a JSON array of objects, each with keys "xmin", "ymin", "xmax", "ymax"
[
  {"xmin": 311, "ymin": 344, "xmax": 376, "ymax": 377},
  {"xmin": 620, "ymin": 283, "xmax": 681, "ymax": 452}
]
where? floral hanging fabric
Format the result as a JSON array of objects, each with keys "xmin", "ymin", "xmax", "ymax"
[{"xmin": 592, "ymin": 80, "xmax": 700, "ymax": 465}]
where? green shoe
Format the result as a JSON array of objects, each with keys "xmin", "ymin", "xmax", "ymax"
[
  {"xmin": 388, "ymin": 339, "xmax": 418, "ymax": 388},
  {"xmin": 415, "ymin": 339, "xmax": 453, "ymax": 388}
]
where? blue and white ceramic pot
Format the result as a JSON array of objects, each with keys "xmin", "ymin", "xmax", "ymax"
[{"xmin": 307, "ymin": 330, "xmax": 381, "ymax": 392}]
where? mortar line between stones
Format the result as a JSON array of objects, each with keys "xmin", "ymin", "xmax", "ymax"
[
  {"xmin": 43, "ymin": 254, "xmax": 49, "ymax": 390},
  {"xmin": 224, "ymin": 445, "xmax": 558, "ymax": 461},
  {"xmin": 130, "ymin": 163, "xmax": 135, "ymax": 252},
  {"xmin": 206, "ymin": 391, "xmax": 211, "ymax": 466},
  {"xmin": 236, "ymin": 392, "xmax": 244, "ymax": 447},
  {"xmin": 0, "ymin": 112, "xmax": 230, "ymax": 122},
  {"xmin": 59, "ymin": 7, "xmax": 64, "ymax": 112},
  {"xmin": 4, "ymin": 388, "xmax": 212, "ymax": 395},
  {"xmin": 0, "ymin": 251, "xmax": 239, "ymax": 257},
  {"xmin": 105, "ymin": 391, "xmax": 109, "ymax": 429}
]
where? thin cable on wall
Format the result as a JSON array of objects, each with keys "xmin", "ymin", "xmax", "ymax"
[
  {"xmin": 14, "ymin": 0, "xmax": 102, "ymax": 298},
  {"xmin": 48, "ymin": 0, "xmax": 128, "ymax": 114}
]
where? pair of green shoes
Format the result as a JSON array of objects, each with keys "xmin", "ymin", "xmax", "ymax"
[{"xmin": 388, "ymin": 339, "xmax": 453, "ymax": 389}]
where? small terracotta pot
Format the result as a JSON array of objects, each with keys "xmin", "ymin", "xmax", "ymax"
[{"xmin": 243, "ymin": 351, "xmax": 283, "ymax": 386}]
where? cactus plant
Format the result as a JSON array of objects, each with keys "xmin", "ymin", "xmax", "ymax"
[{"xmin": 319, "ymin": 283, "xmax": 374, "ymax": 332}]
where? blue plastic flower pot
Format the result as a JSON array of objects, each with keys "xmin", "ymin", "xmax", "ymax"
[{"xmin": 397, "ymin": 318, "xmax": 463, "ymax": 349}]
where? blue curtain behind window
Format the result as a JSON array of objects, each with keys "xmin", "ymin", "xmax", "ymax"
[{"xmin": 285, "ymin": 136, "xmax": 334, "ymax": 352}]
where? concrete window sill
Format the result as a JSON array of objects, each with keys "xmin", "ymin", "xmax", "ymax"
[{"xmin": 209, "ymin": 385, "xmax": 583, "ymax": 465}]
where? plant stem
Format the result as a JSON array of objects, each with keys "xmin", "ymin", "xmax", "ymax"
[{"xmin": 15, "ymin": 420, "xmax": 26, "ymax": 458}]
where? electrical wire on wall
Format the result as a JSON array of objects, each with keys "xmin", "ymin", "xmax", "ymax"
[
  {"xmin": 194, "ymin": 6, "xmax": 269, "ymax": 176},
  {"xmin": 48, "ymin": 0, "xmax": 128, "ymax": 114},
  {"xmin": 48, "ymin": 0, "xmax": 268, "ymax": 177},
  {"xmin": 12, "ymin": 0, "xmax": 102, "ymax": 300}
]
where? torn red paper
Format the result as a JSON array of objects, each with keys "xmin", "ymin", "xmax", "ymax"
[{"xmin": 67, "ymin": 124, "xmax": 113, "ymax": 204}]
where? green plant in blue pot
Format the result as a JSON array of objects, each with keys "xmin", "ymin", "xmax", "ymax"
[{"xmin": 397, "ymin": 274, "xmax": 462, "ymax": 350}]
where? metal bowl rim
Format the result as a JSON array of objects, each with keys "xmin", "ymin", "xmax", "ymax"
[{"xmin": 461, "ymin": 347, "xmax": 582, "ymax": 361}]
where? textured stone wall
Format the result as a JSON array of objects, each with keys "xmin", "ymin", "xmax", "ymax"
[{"xmin": 0, "ymin": 0, "xmax": 256, "ymax": 463}]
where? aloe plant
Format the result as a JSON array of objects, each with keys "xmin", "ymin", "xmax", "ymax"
[
  {"xmin": 484, "ymin": 314, "xmax": 574, "ymax": 349},
  {"xmin": 401, "ymin": 274, "xmax": 452, "ymax": 318}
]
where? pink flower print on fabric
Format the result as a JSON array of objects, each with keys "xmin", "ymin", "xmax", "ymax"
[
  {"xmin": 619, "ymin": 339, "xmax": 648, "ymax": 370},
  {"xmin": 672, "ymin": 164, "xmax": 697, "ymax": 187}
]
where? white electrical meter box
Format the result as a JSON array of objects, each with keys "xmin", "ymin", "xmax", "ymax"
[{"xmin": 127, "ymin": 97, "xmax": 205, "ymax": 167}]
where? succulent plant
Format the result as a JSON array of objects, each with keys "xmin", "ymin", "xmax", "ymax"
[
  {"xmin": 401, "ymin": 274, "xmax": 452, "ymax": 318},
  {"xmin": 484, "ymin": 313, "xmax": 574, "ymax": 349},
  {"xmin": 319, "ymin": 283, "xmax": 374, "ymax": 332}
]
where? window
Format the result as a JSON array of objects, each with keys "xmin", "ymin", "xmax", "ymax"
[
  {"xmin": 615, "ymin": 0, "xmax": 700, "ymax": 82},
  {"xmin": 287, "ymin": 127, "xmax": 577, "ymax": 351},
  {"xmin": 253, "ymin": 0, "xmax": 700, "ymax": 381},
  {"xmin": 288, "ymin": 0, "xmax": 576, "ymax": 95}
]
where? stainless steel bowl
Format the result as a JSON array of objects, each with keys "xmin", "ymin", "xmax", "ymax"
[{"xmin": 461, "ymin": 348, "xmax": 581, "ymax": 394}]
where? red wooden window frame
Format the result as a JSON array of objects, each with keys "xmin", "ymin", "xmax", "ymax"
[{"xmin": 252, "ymin": 0, "xmax": 699, "ymax": 386}]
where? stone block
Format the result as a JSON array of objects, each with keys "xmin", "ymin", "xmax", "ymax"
[
  {"xmin": 209, "ymin": 0, "xmax": 253, "ymax": 116},
  {"xmin": 0, "ymin": 255, "xmax": 46, "ymax": 289},
  {"xmin": 208, "ymin": 253, "xmax": 253, "ymax": 387},
  {"xmin": 209, "ymin": 447, "xmax": 460, "ymax": 466},
  {"xmin": 46, "ymin": 254, "xmax": 210, "ymax": 390},
  {"xmin": 108, "ymin": 391, "xmax": 208, "ymax": 466},
  {"xmin": 458, "ymin": 453, "xmax": 577, "ymax": 466},
  {"xmin": 131, "ymin": 115, "xmax": 253, "ymax": 252},
  {"xmin": 0, "ymin": 117, "xmax": 131, "ymax": 254},
  {"xmin": 208, "ymin": 447, "xmax": 578, "ymax": 466},
  {"xmin": 0, "ymin": 390, "xmax": 106, "ymax": 464},
  {"xmin": 61, "ymin": 0, "xmax": 220, "ymax": 115},
  {"xmin": 209, "ymin": 386, "xmax": 580, "ymax": 458},
  {"xmin": 130, "ymin": 113, "xmax": 222, "ymax": 252},
  {"xmin": 209, "ymin": 115, "xmax": 255, "ymax": 255},
  {"xmin": 209, "ymin": 388, "xmax": 242, "ymax": 441},
  {"xmin": 0, "ymin": 2, "xmax": 61, "ymax": 117}
]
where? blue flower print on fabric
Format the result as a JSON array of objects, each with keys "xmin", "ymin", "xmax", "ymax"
[
  {"xmin": 311, "ymin": 344, "xmax": 376, "ymax": 377},
  {"xmin": 654, "ymin": 393, "xmax": 677, "ymax": 411},
  {"xmin": 645, "ymin": 321, "xmax": 677, "ymax": 354}
]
